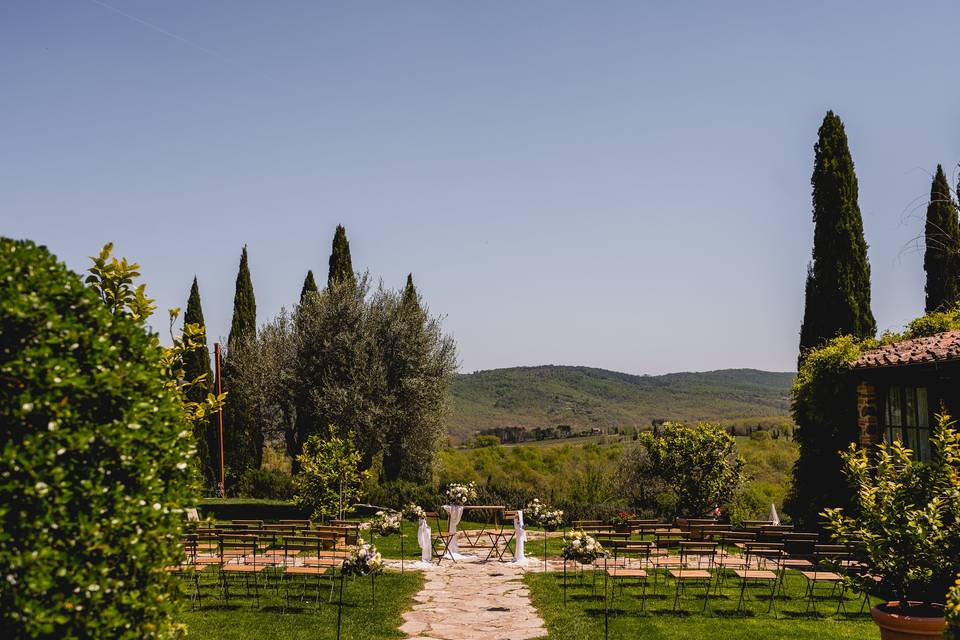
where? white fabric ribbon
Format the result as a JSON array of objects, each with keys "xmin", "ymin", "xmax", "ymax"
[
  {"xmin": 511, "ymin": 509, "xmax": 528, "ymax": 564},
  {"xmin": 417, "ymin": 517, "xmax": 432, "ymax": 563}
]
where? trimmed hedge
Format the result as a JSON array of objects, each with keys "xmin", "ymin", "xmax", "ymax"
[
  {"xmin": 198, "ymin": 499, "xmax": 309, "ymax": 522},
  {"xmin": 0, "ymin": 239, "xmax": 195, "ymax": 638}
]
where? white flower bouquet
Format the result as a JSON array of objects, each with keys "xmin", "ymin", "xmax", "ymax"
[
  {"xmin": 367, "ymin": 510, "xmax": 402, "ymax": 536},
  {"xmin": 341, "ymin": 537, "xmax": 384, "ymax": 577},
  {"xmin": 404, "ymin": 503, "xmax": 427, "ymax": 522},
  {"xmin": 444, "ymin": 482, "xmax": 478, "ymax": 506},
  {"xmin": 526, "ymin": 499, "xmax": 564, "ymax": 531},
  {"xmin": 562, "ymin": 530, "xmax": 607, "ymax": 564}
]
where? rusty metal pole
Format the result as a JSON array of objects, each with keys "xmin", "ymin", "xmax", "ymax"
[{"xmin": 215, "ymin": 342, "xmax": 225, "ymax": 498}]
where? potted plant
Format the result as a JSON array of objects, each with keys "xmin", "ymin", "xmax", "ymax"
[
  {"xmin": 824, "ymin": 413, "xmax": 960, "ymax": 639},
  {"xmin": 610, "ymin": 510, "xmax": 636, "ymax": 533},
  {"xmin": 947, "ymin": 573, "xmax": 960, "ymax": 640}
]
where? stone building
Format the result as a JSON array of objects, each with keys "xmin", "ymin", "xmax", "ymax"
[{"xmin": 848, "ymin": 330, "xmax": 960, "ymax": 461}]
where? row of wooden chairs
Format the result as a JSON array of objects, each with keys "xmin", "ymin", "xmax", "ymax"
[
  {"xmin": 596, "ymin": 540, "xmax": 864, "ymax": 615},
  {"xmin": 168, "ymin": 530, "xmax": 356, "ymax": 610}
]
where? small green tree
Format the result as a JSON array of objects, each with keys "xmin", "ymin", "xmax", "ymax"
[
  {"xmin": 624, "ymin": 422, "xmax": 744, "ymax": 518},
  {"xmin": 294, "ymin": 431, "xmax": 369, "ymax": 522},
  {"xmin": 824, "ymin": 414, "xmax": 960, "ymax": 609}
]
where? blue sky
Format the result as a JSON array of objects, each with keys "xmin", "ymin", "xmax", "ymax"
[{"xmin": 3, "ymin": 1, "xmax": 959, "ymax": 375}]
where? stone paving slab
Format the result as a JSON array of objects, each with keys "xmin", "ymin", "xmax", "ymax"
[{"xmin": 395, "ymin": 557, "xmax": 549, "ymax": 640}]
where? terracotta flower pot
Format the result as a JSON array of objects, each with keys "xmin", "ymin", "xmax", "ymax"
[
  {"xmin": 614, "ymin": 523, "xmax": 630, "ymax": 533},
  {"xmin": 870, "ymin": 602, "xmax": 945, "ymax": 640}
]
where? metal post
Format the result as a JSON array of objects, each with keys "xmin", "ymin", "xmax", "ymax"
[
  {"xmin": 400, "ymin": 530, "xmax": 405, "ymax": 574},
  {"xmin": 214, "ymin": 342, "xmax": 225, "ymax": 498},
  {"xmin": 336, "ymin": 571, "xmax": 345, "ymax": 640}
]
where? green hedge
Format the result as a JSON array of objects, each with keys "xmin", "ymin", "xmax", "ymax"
[
  {"xmin": 0, "ymin": 239, "xmax": 195, "ymax": 638},
  {"xmin": 198, "ymin": 498, "xmax": 309, "ymax": 521}
]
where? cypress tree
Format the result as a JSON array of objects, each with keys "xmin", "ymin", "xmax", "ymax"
[
  {"xmin": 327, "ymin": 225, "xmax": 356, "ymax": 289},
  {"xmin": 798, "ymin": 111, "xmax": 876, "ymax": 364},
  {"xmin": 223, "ymin": 246, "xmax": 261, "ymax": 487},
  {"xmin": 787, "ymin": 111, "xmax": 876, "ymax": 529},
  {"xmin": 401, "ymin": 273, "xmax": 418, "ymax": 309},
  {"xmin": 300, "ymin": 269, "xmax": 319, "ymax": 303},
  {"xmin": 228, "ymin": 245, "xmax": 257, "ymax": 348},
  {"xmin": 923, "ymin": 164, "xmax": 960, "ymax": 312},
  {"xmin": 183, "ymin": 277, "xmax": 215, "ymax": 487}
]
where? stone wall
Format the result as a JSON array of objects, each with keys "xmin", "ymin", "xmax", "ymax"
[{"xmin": 856, "ymin": 381, "xmax": 881, "ymax": 447}]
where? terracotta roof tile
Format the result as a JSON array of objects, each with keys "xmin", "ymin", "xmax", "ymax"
[{"xmin": 849, "ymin": 330, "xmax": 960, "ymax": 370}]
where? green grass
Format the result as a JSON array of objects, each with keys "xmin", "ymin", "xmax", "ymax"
[
  {"xmin": 526, "ymin": 569, "xmax": 877, "ymax": 640},
  {"xmin": 176, "ymin": 568, "xmax": 422, "ymax": 640}
]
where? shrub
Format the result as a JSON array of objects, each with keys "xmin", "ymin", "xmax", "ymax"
[
  {"xmin": 624, "ymin": 422, "xmax": 744, "ymax": 518},
  {"xmin": 825, "ymin": 413, "xmax": 960, "ymax": 609},
  {"xmin": 294, "ymin": 430, "xmax": 368, "ymax": 521},
  {"xmin": 0, "ymin": 239, "xmax": 195, "ymax": 638},
  {"xmin": 237, "ymin": 468, "xmax": 295, "ymax": 500}
]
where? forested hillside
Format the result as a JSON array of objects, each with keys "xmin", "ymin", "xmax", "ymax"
[{"xmin": 446, "ymin": 366, "xmax": 794, "ymax": 442}]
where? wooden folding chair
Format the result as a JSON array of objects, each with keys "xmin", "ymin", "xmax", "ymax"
[
  {"xmin": 802, "ymin": 545, "xmax": 850, "ymax": 614},
  {"xmin": 279, "ymin": 536, "xmax": 336, "ymax": 611},
  {"xmin": 734, "ymin": 543, "xmax": 782, "ymax": 614},
  {"xmin": 218, "ymin": 534, "xmax": 266, "ymax": 607},
  {"xmin": 165, "ymin": 534, "xmax": 205, "ymax": 607},
  {"xmin": 669, "ymin": 542, "xmax": 716, "ymax": 612},
  {"xmin": 485, "ymin": 510, "xmax": 518, "ymax": 561},
  {"xmin": 605, "ymin": 542, "xmax": 652, "ymax": 612},
  {"xmin": 425, "ymin": 511, "xmax": 456, "ymax": 565}
]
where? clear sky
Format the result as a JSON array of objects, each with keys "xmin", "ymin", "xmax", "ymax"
[{"xmin": 3, "ymin": 1, "xmax": 959, "ymax": 375}]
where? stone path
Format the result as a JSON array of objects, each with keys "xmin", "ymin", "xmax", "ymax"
[{"xmin": 396, "ymin": 557, "xmax": 551, "ymax": 640}]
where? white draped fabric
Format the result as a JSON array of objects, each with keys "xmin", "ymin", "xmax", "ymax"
[
  {"xmin": 768, "ymin": 503, "xmax": 781, "ymax": 526},
  {"xmin": 418, "ymin": 517, "xmax": 432, "ymax": 563},
  {"xmin": 511, "ymin": 509, "xmax": 528, "ymax": 564}
]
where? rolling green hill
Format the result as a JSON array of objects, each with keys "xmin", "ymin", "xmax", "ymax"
[{"xmin": 446, "ymin": 366, "xmax": 794, "ymax": 442}]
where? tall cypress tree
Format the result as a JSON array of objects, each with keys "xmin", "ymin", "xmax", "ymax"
[
  {"xmin": 923, "ymin": 164, "xmax": 960, "ymax": 312},
  {"xmin": 300, "ymin": 269, "xmax": 318, "ymax": 303},
  {"xmin": 228, "ymin": 245, "xmax": 257, "ymax": 348},
  {"xmin": 183, "ymin": 277, "xmax": 215, "ymax": 488},
  {"xmin": 223, "ymin": 246, "xmax": 261, "ymax": 488},
  {"xmin": 798, "ymin": 111, "xmax": 876, "ymax": 364},
  {"xmin": 787, "ymin": 111, "xmax": 876, "ymax": 529},
  {"xmin": 327, "ymin": 225, "xmax": 356, "ymax": 289}
]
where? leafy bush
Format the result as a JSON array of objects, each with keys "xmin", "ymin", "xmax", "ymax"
[
  {"xmin": 0, "ymin": 239, "xmax": 195, "ymax": 638},
  {"xmin": 294, "ymin": 430, "xmax": 368, "ymax": 521},
  {"xmin": 237, "ymin": 468, "xmax": 294, "ymax": 500},
  {"xmin": 947, "ymin": 573, "xmax": 960, "ymax": 639},
  {"xmin": 825, "ymin": 413, "xmax": 960, "ymax": 608},
  {"xmin": 623, "ymin": 422, "xmax": 744, "ymax": 518}
]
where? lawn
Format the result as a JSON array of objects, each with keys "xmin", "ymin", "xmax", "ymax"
[
  {"xmin": 176, "ymin": 568, "xmax": 422, "ymax": 640},
  {"xmin": 526, "ymin": 568, "xmax": 878, "ymax": 640}
]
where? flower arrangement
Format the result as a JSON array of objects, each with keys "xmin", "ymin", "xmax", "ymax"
[
  {"xmin": 444, "ymin": 482, "xmax": 478, "ymax": 506},
  {"xmin": 367, "ymin": 510, "xmax": 402, "ymax": 536},
  {"xmin": 562, "ymin": 530, "xmax": 607, "ymax": 564},
  {"xmin": 539, "ymin": 508, "xmax": 564, "ymax": 531},
  {"xmin": 404, "ymin": 503, "xmax": 427, "ymax": 522},
  {"xmin": 526, "ymin": 499, "xmax": 563, "ymax": 531},
  {"xmin": 341, "ymin": 537, "xmax": 384, "ymax": 577},
  {"xmin": 610, "ymin": 511, "xmax": 636, "ymax": 526}
]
